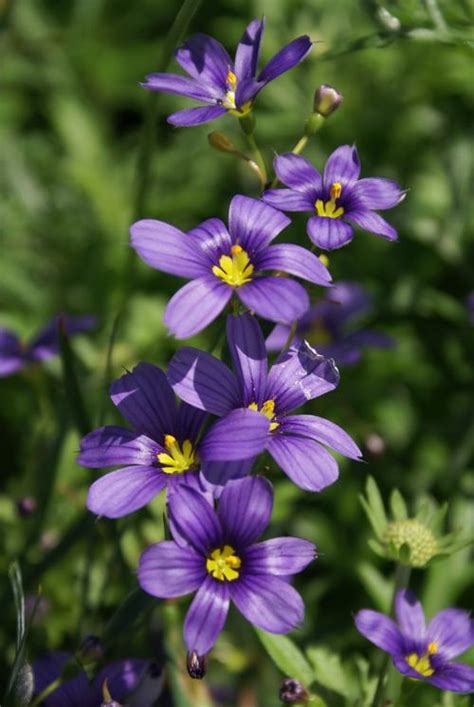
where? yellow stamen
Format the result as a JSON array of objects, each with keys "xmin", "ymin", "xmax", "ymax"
[
  {"xmin": 319, "ymin": 254, "xmax": 330, "ymax": 268},
  {"xmin": 157, "ymin": 435, "xmax": 196, "ymax": 474},
  {"xmin": 226, "ymin": 70, "xmax": 237, "ymax": 90},
  {"xmin": 315, "ymin": 181, "xmax": 345, "ymax": 219},
  {"xmin": 428, "ymin": 642, "xmax": 438, "ymax": 654},
  {"xmin": 248, "ymin": 399, "xmax": 279, "ymax": 432},
  {"xmin": 206, "ymin": 545, "xmax": 241, "ymax": 581},
  {"xmin": 406, "ymin": 652, "xmax": 435, "ymax": 678},
  {"xmin": 221, "ymin": 69, "xmax": 252, "ymax": 116},
  {"xmin": 212, "ymin": 246, "xmax": 254, "ymax": 287}
]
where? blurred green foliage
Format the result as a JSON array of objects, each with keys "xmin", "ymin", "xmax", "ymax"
[{"xmin": 0, "ymin": 0, "xmax": 473, "ymax": 704}]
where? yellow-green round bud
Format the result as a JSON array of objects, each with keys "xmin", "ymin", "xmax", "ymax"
[{"xmin": 384, "ymin": 519, "xmax": 438, "ymax": 567}]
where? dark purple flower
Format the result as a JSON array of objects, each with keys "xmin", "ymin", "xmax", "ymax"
[
  {"xmin": 355, "ymin": 589, "xmax": 474, "ymax": 693},
  {"xmin": 142, "ymin": 18, "xmax": 312, "ymax": 127},
  {"xmin": 78, "ymin": 363, "xmax": 270, "ymax": 518},
  {"xmin": 139, "ymin": 476, "xmax": 315, "ymax": 654},
  {"xmin": 32, "ymin": 652, "xmax": 147, "ymax": 707},
  {"xmin": 262, "ymin": 147, "xmax": 405, "ymax": 250},
  {"xmin": 168, "ymin": 313, "xmax": 361, "ymax": 490},
  {"xmin": 131, "ymin": 195, "xmax": 331, "ymax": 339},
  {"xmin": 266, "ymin": 281, "xmax": 395, "ymax": 365},
  {"xmin": 0, "ymin": 314, "xmax": 95, "ymax": 378}
]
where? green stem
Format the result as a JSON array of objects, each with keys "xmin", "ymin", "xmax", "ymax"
[
  {"xmin": 371, "ymin": 563, "xmax": 411, "ymax": 707},
  {"xmin": 282, "ymin": 320, "xmax": 298, "ymax": 351},
  {"xmin": 291, "ymin": 135, "xmax": 309, "ymax": 155},
  {"xmin": 30, "ymin": 677, "xmax": 62, "ymax": 706},
  {"xmin": 238, "ymin": 115, "xmax": 267, "ymax": 189},
  {"xmin": 421, "ymin": 0, "xmax": 448, "ymax": 32}
]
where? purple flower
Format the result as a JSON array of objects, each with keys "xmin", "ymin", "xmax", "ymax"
[
  {"xmin": 355, "ymin": 589, "xmax": 474, "ymax": 693},
  {"xmin": 78, "ymin": 363, "xmax": 270, "ymax": 518},
  {"xmin": 0, "ymin": 314, "xmax": 95, "ymax": 378},
  {"xmin": 466, "ymin": 291, "xmax": 474, "ymax": 324},
  {"xmin": 266, "ymin": 281, "xmax": 395, "ymax": 365},
  {"xmin": 262, "ymin": 147, "xmax": 405, "ymax": 250},
  {"xmin": 139, "ymin": 476, "xmax": 315, "ymax": 654},
  {"xmin": 168, "ymin": 313, "xmax": 361, "ymax": 490},
  {"xmin": 131, "ymin": 195, "xmax": 331, "ymax": 339},
  {"xmin": 142, "ymin": 18, "xmax": 312, "ymax": 127},
  {"xmin": 33, "ymin": 652, "xmax": 147, "ymax": 707}
]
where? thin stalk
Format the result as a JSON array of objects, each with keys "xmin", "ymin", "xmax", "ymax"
[
  {"xmin": 29, "ymin": 678, "xmax": 62, "ymax": 706},
  {"xmin": 244, "ymin": 131, "xmax": 268, "ymax": 188},
  {"xmin": 282, "ymin": 320, "xmax": 298, "ymax": 352},
  {"xmin": 291, "ymin": 134, "xmax": 309, "ymax": 155},
  {"xmin": 421, "ymin": 0, "xmax": 448, "ymax": 32}
]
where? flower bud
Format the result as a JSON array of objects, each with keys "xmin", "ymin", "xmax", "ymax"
[
  {"xmin": 16, "ymin": 496, "xmax": 37, "ymax": 518},
  {"xmin": 385, "ymin": 519, "xmax": 438, "ymax": 567},
  {"xmin": 77, "ymin": 635, "xmax": 104, "ymax": 665},
  {"xmin": 313, "ymin": 84, "xmax": 343, "ymax": 117},
  {"xmin": 186, "ymin": 650, "xmax": 207, "ymax": 680},
  {"xmin": 279, "ymin": 678, "xmax": 310, "ymax": 704},
  {"xmin": 208, "ymin": 131, "xmax": 239, "ymax": 155}
]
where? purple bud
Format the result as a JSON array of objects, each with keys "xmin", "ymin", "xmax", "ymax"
[
  {"xmin": 279, "ymin": 678, "xmax": 310, "ymax": 704},
  {"xmin": 313, "ymin": 84, "xmax": 343, "ymax": 117},
  {"xmin": 77, "ymin": 634, "xmax": 104, "ymax": 665},
  {"xmin": 16, "ymin": 497, "xmax": 37, "ymax": 518},
  {"xmin": 186, "ymin": 651, "xmax": 207, "ymax": 680}
]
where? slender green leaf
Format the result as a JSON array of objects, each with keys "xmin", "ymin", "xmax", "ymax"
[
  {"xmin": 255, "ymin": 628, "xmax": 314, "ymax": 687},
  {"xmin": 307, "ymin": 646, "xmax": 358, "ymax": 699},
  {"xmin": 389, "ymin": 489, "xmax": 408, "ymax": 521}
]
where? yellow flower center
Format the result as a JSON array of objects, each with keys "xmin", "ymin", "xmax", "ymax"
[
  {"xmin": 156, "ymin": 434, "xmax": 196, "ymax": 474},
  {"xmin": 315, "ymin": 182, "xmax": 345, "ymax": 219},
  {"xmin": 212, "ymin": 244, "xmax": 254, "ymax": 287},
  {"xmin": 406, "ymin": 642, "xmax": 438, "ymax": 678},
  {"xmin": 222, "ymin": 69, "xmax": 252, "ymax": 117},
  {"xmin": 206, "ymin": 545, "xmax": 241, "ymax": 581},
  {"xmin": 248, "ymin": 399, "xmax": 279, "ymax": 432}
]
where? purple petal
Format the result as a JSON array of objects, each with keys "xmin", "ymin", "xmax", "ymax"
[
  {"xmin": 351, "ymin": 177, "xmax": 405, "ymax": 210},
  {"xmin": 28, "ymin": 315, "xmax": 95, "ymax": 363},
  {"xmin": 138, "ymin": 540, "xmax": 205, "ymax": 598},
  {"xmin": 198, "ymin": 408, "xmax": 269, "ymax": 461},
  {"xmin": 142, "ymin": 72, "xmax": 217, "ymax": 101},
  {"xmin": 130, "ymin": 219, "xmax": 208, "ymax": 278},
  {"xmin": 175, "ymin": 33, "xmax": 232, "ymax": 89},
  {"xmin": 235, "ymin": 18, "xmax": 265, "ymax": 79},
  {"xmin": 280, "ymin": 415, "xmax": 362, "ymax": 460},
  {"xmin": 87, "ymin": 466, "xmax": 166, "ymax": 518},
  {"xmin": 184, "ymin": 575, "xmax": 230, "ymax": 654},
  {"xmin": 228, "ymin": 195, "xmax": 291, "ymax": 256},
  {"xmin": 226, "ymin": 313, "xmax": 268, "ymax": 406},
  {"xmin": 176, "ymin": 402, "xmax": 207, "ymax": 442},
  {"xmin": 231, "ymin": 575, "xmax": 304, "ymax": 633},
  {"xmin": 323, "ymin": 281, "xmax": 372, "ymax": 325},
  {"xmin": 168, "ymin": 484, "xmax": 223, "ymax": 554},
  {"xmin": 0, "ymin": 328, "xmax": 23, "ymax": 376},
  {"xmin": 238, "ymin": 277, "xmax": 309, "ymax": 325},
  {"xmin": 218, "ymin": 476, "xmax": 273, "ymax": 548},
  {"xmin": 78, "ymin": 426, "xmax": 158, "ymax": 467},
  {"xmin": 355, "ymin": 610, "xmax": 403, "ymax": 655},
  {"xmin": 429, "ymin": 663, "xmax": 474, "ymax": 693},
  {"xmin": 351, "ymin": 329, "xmax": 395, "ymax": 350},
  {"xmin": 346, "ymin": 209, "xmax": 398, "ymax": 241},
  {"xmin": 267, "ymin": 434, "xmax": 339, "ymax": 491},
  {"xmin": 307, "ymin": 216, "xmax": 354, "ymax": 250},
  {"xmin": 187, "ymin": 217, "xmax": 232, "ymax": 264},
  {"xmin": 256, "ymin": 243, "xmax": 331, "ymax": 286},
  {"xmin": 266, "ymin": 342, "xmax": 340, "ymax": 412},
  {"xmin": 246, "ymin": 537, "xmax": 316, "ymax": 576},
  {"xmin": 164, "ymin": 277, "xmax": 232, "ymax": 339},
  {"xmin": 168, "ymin": 105, "xmax": 228, "ymax": 127},
  {"xmin": 258, "ymin": 35, "xmax": 312, "ymax": 83},
  {"xmin": 168, "ymin": 347, "xmax": 239, "ymax": 416},
  {"xmin": 94, "ymin": 659, "xmax": 147, "ymax": 701},
  {"xmin": 273, "ymin": 153, "xmax": 322, "ymax": 194},
  {"xmin": 262, "ymin": 187, "xmax": 314, "ymax": 212},
  {"xmin": 265, "ymin": 322, "xmax": 296, "ymax": 352},
  {"xmin": 427, "ymin": 609, "xmax": 474, "ymax": 659},
  {"xmin": 110, "ymin": 363, "xmax": 177, "ymax": 440},
  {"xmin": 201, "ymin": 457, "xmax": 255, "ymax": 486},
  {"xmin": 395, "ymin": 589, "xmax": 426, "ymax": 643},
  {"xmin": 235, "ymin": 76, "xmax": 264, "ymax": 107},
  {"xmin": 33, "ymin": 653, "xmax": 72, "ymax": 706},
  {"xmin": 323, "ymin": 145, "xmax": 361, "ymax": 188}
]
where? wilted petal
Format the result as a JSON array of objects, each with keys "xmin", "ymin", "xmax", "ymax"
[
  {"xmin": 323, "ymin": 145, "xmax": 360, "ymax": 188},
  {"xmin": 168, "ymin": 105, "xmax": 228, "ymax": 127},
  {"xmin": 164, "ymin": 277, "xmax": 232, "ymax": 339},
  {"xmin": 229, "ymin": 195, "xmax": 290, "ymax": 255},
  {"xmin": 273, "ymin": 153, "xmax": 322, "ymax": 194},
  {"xmin": 246, "ymin": 537, "xmax": 316, "ymax": 576},
  {"xmin": 235, "ymin": 18, "xmax": 265, "ymax": 79},
  {"xmin": 168, "ymin": 348, "xmax": 239, "ymax": 416},
  {"xmin": 281, "ymin": 415, "xmax": 362, "ymax": 460},
  {"xmin": 256, "ymin": 244, "xmax": 331, "ymax": 286},
  {"xmin": 168, "ymin": 484, "xmax": 223, "ymax": 554},
  {"xmin": 87, "ymin": 466, "xmax": 166, "ymax": 518},
  {"xmin": 198, "ymin": 408, "xmax": 269, "ymax": 461},
  {"xmin": 111, "ymin": 363, "xmax": 177, "ymax": 440},
  {"xmin": 429, "ymin": 663, "xmax": 474, "ymax": 693},
  {"xmin": 231, "ymin": 575, "xmax": 304, "ymax": 633},
  {"xmin": 427, "ymin": 609, "xmax": 474, "ymax": 659},
  {"xmin": 142, "ymin": 73, "xmax": 217, "ymax": 101},
  {"xmin": 218, "ymin": 476, "xmax": 273, "ymax": 548},
  {"xmin": 395, "ymin": 589, "xmax": 426, "ymax": 642},
  {"xmin": 227, "ymin": 313, "xmax": 268, "ymax": 406},
  {"xmin": 78, "ymin": 426, "xmax": 158, "ymax": 468},
  {"xmin": 238, "ymin": 277, "xmax": 309, "ymax": 325},
  {"xmin": 262, "ymin": 187, "xmax": 314, "ymax": 212},
  {"xmin": 184, "ymin": 576, "xmax": 230, "ymax": 654},
  {"xmin": 355, "ymin": 610, "xmax": 403, "ymax": 655},
  {"xmin": 351, "ymin": 177, "xmax": 405, "ymax": 210},
  {"xmin": 258, "ymin": 36, "xmax": 312, "ymax": 83},
  {"xmin": 130, "ymin": 219, "xmax": 208, "ymax": 278},
  {"xmin": 138, "ymin": 540, "xmax": 204, "ymax": 598},
  {"xmin": 346, "ymin": 209, "xmax": 398, "ymax": 241},
  {"xmin": 267, "ymin": 434, "xmax": 339, "ymax": 491},
  {"xmin": 175, "ymin": 33, "xmax": 232, "ymax": 89},
  {"xmin": 307, "ymin": 216, "xmax": 354, "ymax": 250}
]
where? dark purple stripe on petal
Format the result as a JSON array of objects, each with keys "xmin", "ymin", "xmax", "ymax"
[
  {"xmin": 395, "ymin": 590, "xmax": 427, "ymax": 643},
  {"xmin": 345, "ymin": 209, "xmax": 398, "ymax": 241},
  {"xmin": 258, "ymin": 35, "xmax": 312, "ymax": 84},
  {"xmin": 184, "ymin": 575, "xmax": 230, "ymax": 654},
  {"xmin": 256, "ymin": 243, "xmax": 331, "ymax": 286},
  {"xmin": 87, "ymin": 466, "xmax": 166, "ymax": 519},
  {"xmin": 245, "ymin": 537, "xmax": 316, "ymax": 576},
  {"xmin": 226, "ymin": 313, "xmax": 268, "ymax": 406},
  {"xmin": 350, "ymin": 177, "xmax": 405, "ymax": 210},
  {"xmin": 142, "ymin": 72, "xmax": 218, "ymax": 101},
  {"xmin": 427, "ymin": 609, "xmax": 474, "ymax": 660},
  {"xmin": 355, "ymin": 610, "xmax": 404, "ymax": 655},
  {"xmin": 78, "ymin": 426, "xmax": 158, "ymax": 468},
  {"xmin": 228, "ymin": 195, "xmax": 291, "ymax": 256},
  {"xmin": 168, "ymin": 105, "xmax": 228, "ymax": 127},
  {"xmin": 176, "ymin": 402, "xmax": 207, "ymax": 443},
  {"xmin": 168, "ymin": 484, "xmax": 223, "ymax": 554},
  {"xmin": 280, "ymin": 415, "xmax": 362, "ymax": 460},
  {"xmin": 267, "ymin": 434, "xmax": 339, "ymax": 492},
  {"xmin": 187, "ymin": 217, "xmax": 232, "ymax": 265},
  {"xmin": 218, "ymin": 476, "xmax": 273, "ymax": 549},
  {"xmin": 323, "ymin": 145, "xmax": 361, "ymax": 188},
  {"xmin": 198, "ymin": 408, "xmax": 269, "ymax": 461},
  {"xmin": 262, "ymin": 187, "xmax": 314, "ymax": 212},
  {"xmin": 231, "ymin": 575, "xmax": 304, "ymax": 633},
  {"xmin": 168, "ymin": 347, "xmax": 239, "ymax": 416},
  {"xmin": 164, "ymin": 277, "xmax": 232, "ymax": 339},
  {"xmin": 273, "ymin": 153, "xmax": 322, "ymax": 194},
  {"xmin": 238, "ymin": 277, "xmax": 309, "ymax": 325},
  {"xmin": 307, "ymin": 215, "xmax": 354, "ymax": 250},
  {"xmin": 138, "ymin": 540, "xmax": 204, "ymax": 599},
  {"xmin": 235, "ymin": 18, "xmax": 265, "ymax": 79},
  {"xmin": 175, "ymin": 33, "xmax": 232, "ymax": 89}
]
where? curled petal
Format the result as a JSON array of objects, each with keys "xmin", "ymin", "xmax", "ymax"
[
  {"xmin": 87, "ymin": 466, "xmax": 166, "ymax": 519},
  {"xmin": 164, "ymin": 277, "xmax": 232, "ymax": 339},
  {"xmin": 184, "ymin": 576, "xmax": 230, "ymax": 654},
  {"xmin": 235, "ymin": 18, "xmax": 265, "ymax": 79},
  {"xmin": 138, "ymin": 540, "xmax": 205, "ymax": 598},
  {"xmin": 238, "ymin": 277, "xmax": 309, "ymax": 325},
  {"xmin": 231, "ymin": 575, "xmax": 304, "ymax": 633}
]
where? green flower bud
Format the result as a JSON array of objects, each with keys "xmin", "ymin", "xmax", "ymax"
[
  {"xmin": 313, "ymin": 85, "xmax": 343, "ymax": 117},
  {"xmin": 384, "ymin": 519, "xmax": 438, "ymax": 567}
]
